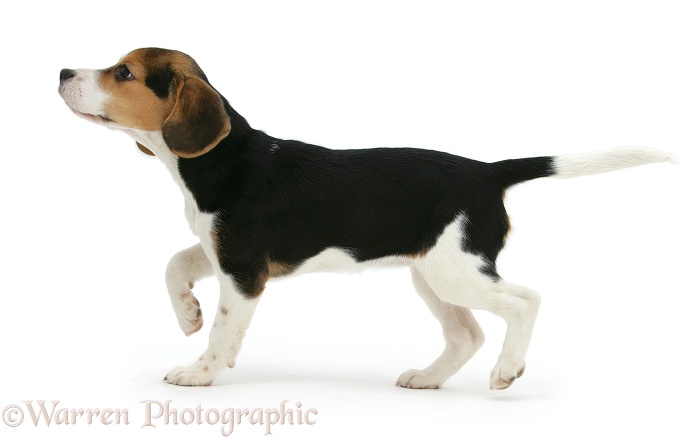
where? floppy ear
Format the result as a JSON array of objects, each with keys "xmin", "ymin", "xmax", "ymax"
[
  {"xmin": 162, "ymin": 76, "xmax": 231, "ymax": 158},
  {"xmin": 136, "ymin": 142, "xmax": 155, "ymax": 156}
]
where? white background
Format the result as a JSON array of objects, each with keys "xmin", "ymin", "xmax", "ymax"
[{"xmin": 1, "ymin": 1, "xmax": 699, "ymax": 438}]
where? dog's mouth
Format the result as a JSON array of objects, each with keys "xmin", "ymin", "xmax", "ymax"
[{"xmin": 70, "ymin": 108, "xmax": 114, "ymax": 126}]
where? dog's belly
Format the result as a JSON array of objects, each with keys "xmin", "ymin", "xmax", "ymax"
[{"xmin": 286, "ymin": 247, "xmax": 415, "ymax": 277}]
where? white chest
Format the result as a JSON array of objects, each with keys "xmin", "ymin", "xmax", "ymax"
[
  {"xmin": 182, "ymin": 192, "xmax": 199, "ymax": 234},
  {"xmin": 176, "ymin": 177, "xmax": 219, "ymax": 266},
  {"xmin": 127, "ymin": 129, "xmax": 215, "ymax": 239}
]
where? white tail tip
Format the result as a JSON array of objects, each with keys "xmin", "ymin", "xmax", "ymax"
[{"xmin": 553, "ymin": 146, "xmax": 677, "ymax": 179}]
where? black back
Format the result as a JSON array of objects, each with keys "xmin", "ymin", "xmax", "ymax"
[{"xmin": 178, "ymin": 100, "xmax": 553, "ymax": 295}]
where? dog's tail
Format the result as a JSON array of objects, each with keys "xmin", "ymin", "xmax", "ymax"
[{"xmin": 491, "ymin": 146, "xmax": 677, "ymax": 189}]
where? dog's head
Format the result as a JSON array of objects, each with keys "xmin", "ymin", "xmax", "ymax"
[{"xmin": 58, "ymin": 48, "xmax": 231, "ymax": 158}]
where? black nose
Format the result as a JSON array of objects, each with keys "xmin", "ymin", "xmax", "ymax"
[{"xmin": 60, "ymin": 69, "xmax": 77, "ymax": 82}]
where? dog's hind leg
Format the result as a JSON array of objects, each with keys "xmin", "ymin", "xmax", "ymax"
[
  {"xmin": 396, "ymin": 267, "xmax": 485, "ymax": 389},
  {"xmin": 414, "ymin": 218, "xmax": 541, "ymax": 390}
]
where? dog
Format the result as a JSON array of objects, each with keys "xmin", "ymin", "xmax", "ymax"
[{"xmin": 58, "ymin": 48, "xmax": 674, "ymax": 389}]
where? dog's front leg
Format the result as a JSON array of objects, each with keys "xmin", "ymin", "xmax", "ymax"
[
  {"xmin": 165, "ymin": 244, "xmax": 214, "ymax": 336},
  {"xmin": 164, "ymin": 274, "xmax": 261, "ymax": 386}
]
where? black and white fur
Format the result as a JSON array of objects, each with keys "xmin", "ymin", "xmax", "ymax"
[{"xmin": 58, "ymin": 48, "xmax": 675, "ymax": 389}]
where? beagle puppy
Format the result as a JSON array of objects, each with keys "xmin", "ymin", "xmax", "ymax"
[{"xmin": 58, "ymin": 48, "xmax": 674, "ymax": 389}]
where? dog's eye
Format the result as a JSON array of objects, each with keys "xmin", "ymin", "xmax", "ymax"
[{"xmin": 116, "ymin": 65, "xmax": 134, "ymax": 81}]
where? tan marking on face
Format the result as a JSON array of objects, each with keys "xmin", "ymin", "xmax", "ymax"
[
  {"xmin": 220, "ymin": 307, "xmax": 229, "ymax": 316},
  {"xmin": 99, "ymin": 64, "xmax": 172, "ymax": 130},
  {"xmin": 203, "ymin": 365, "xmax": 209, "ymax": 372},
  {"xmin": 98, "ymin": 48, "xmax": 203, "ymax": 131}
]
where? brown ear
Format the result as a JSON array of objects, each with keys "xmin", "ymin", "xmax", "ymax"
[
  {"xmin": 162, "ymin": 76, "xmax": 231, "ymax": 158},
  {"xmin": 136, "ymin": 142, "xmax": 155, "ymax": 156}
]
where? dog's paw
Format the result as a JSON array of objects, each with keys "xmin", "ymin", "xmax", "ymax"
[
  {"xmin": 396, "ymin": 369, "xmax": 441, "ymax": 389},
  {"xmin": 489, "ymin": 362, "xmax": 525, "ymax": 390},
  {"xmin": 173, "ymin": 289, "xmax": 203, "ymax": 336},
  {"xmin": 164, "ymin": 363, "xmax": 215, "ymax": 387}
]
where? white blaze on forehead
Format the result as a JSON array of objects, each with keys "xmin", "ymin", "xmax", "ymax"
[{"xmin": 58, "ymin": 68, "xmax": 109, "ymax": 117}]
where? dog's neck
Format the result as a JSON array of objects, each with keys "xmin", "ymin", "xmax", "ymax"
[
  {"xmin": 127, "ymin": 128, "xmax": 179, "ymax": 170},
  {"xmin": 126, "ymin": 100, "xmax": 249, "ymax": 170},
  {"xmin": 126, "ymin": 129, "xmax": 200, "ymax": 231},
  {"xmin": 124, "ymin": 104, "xmax": 257, "ymax": 220}
]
